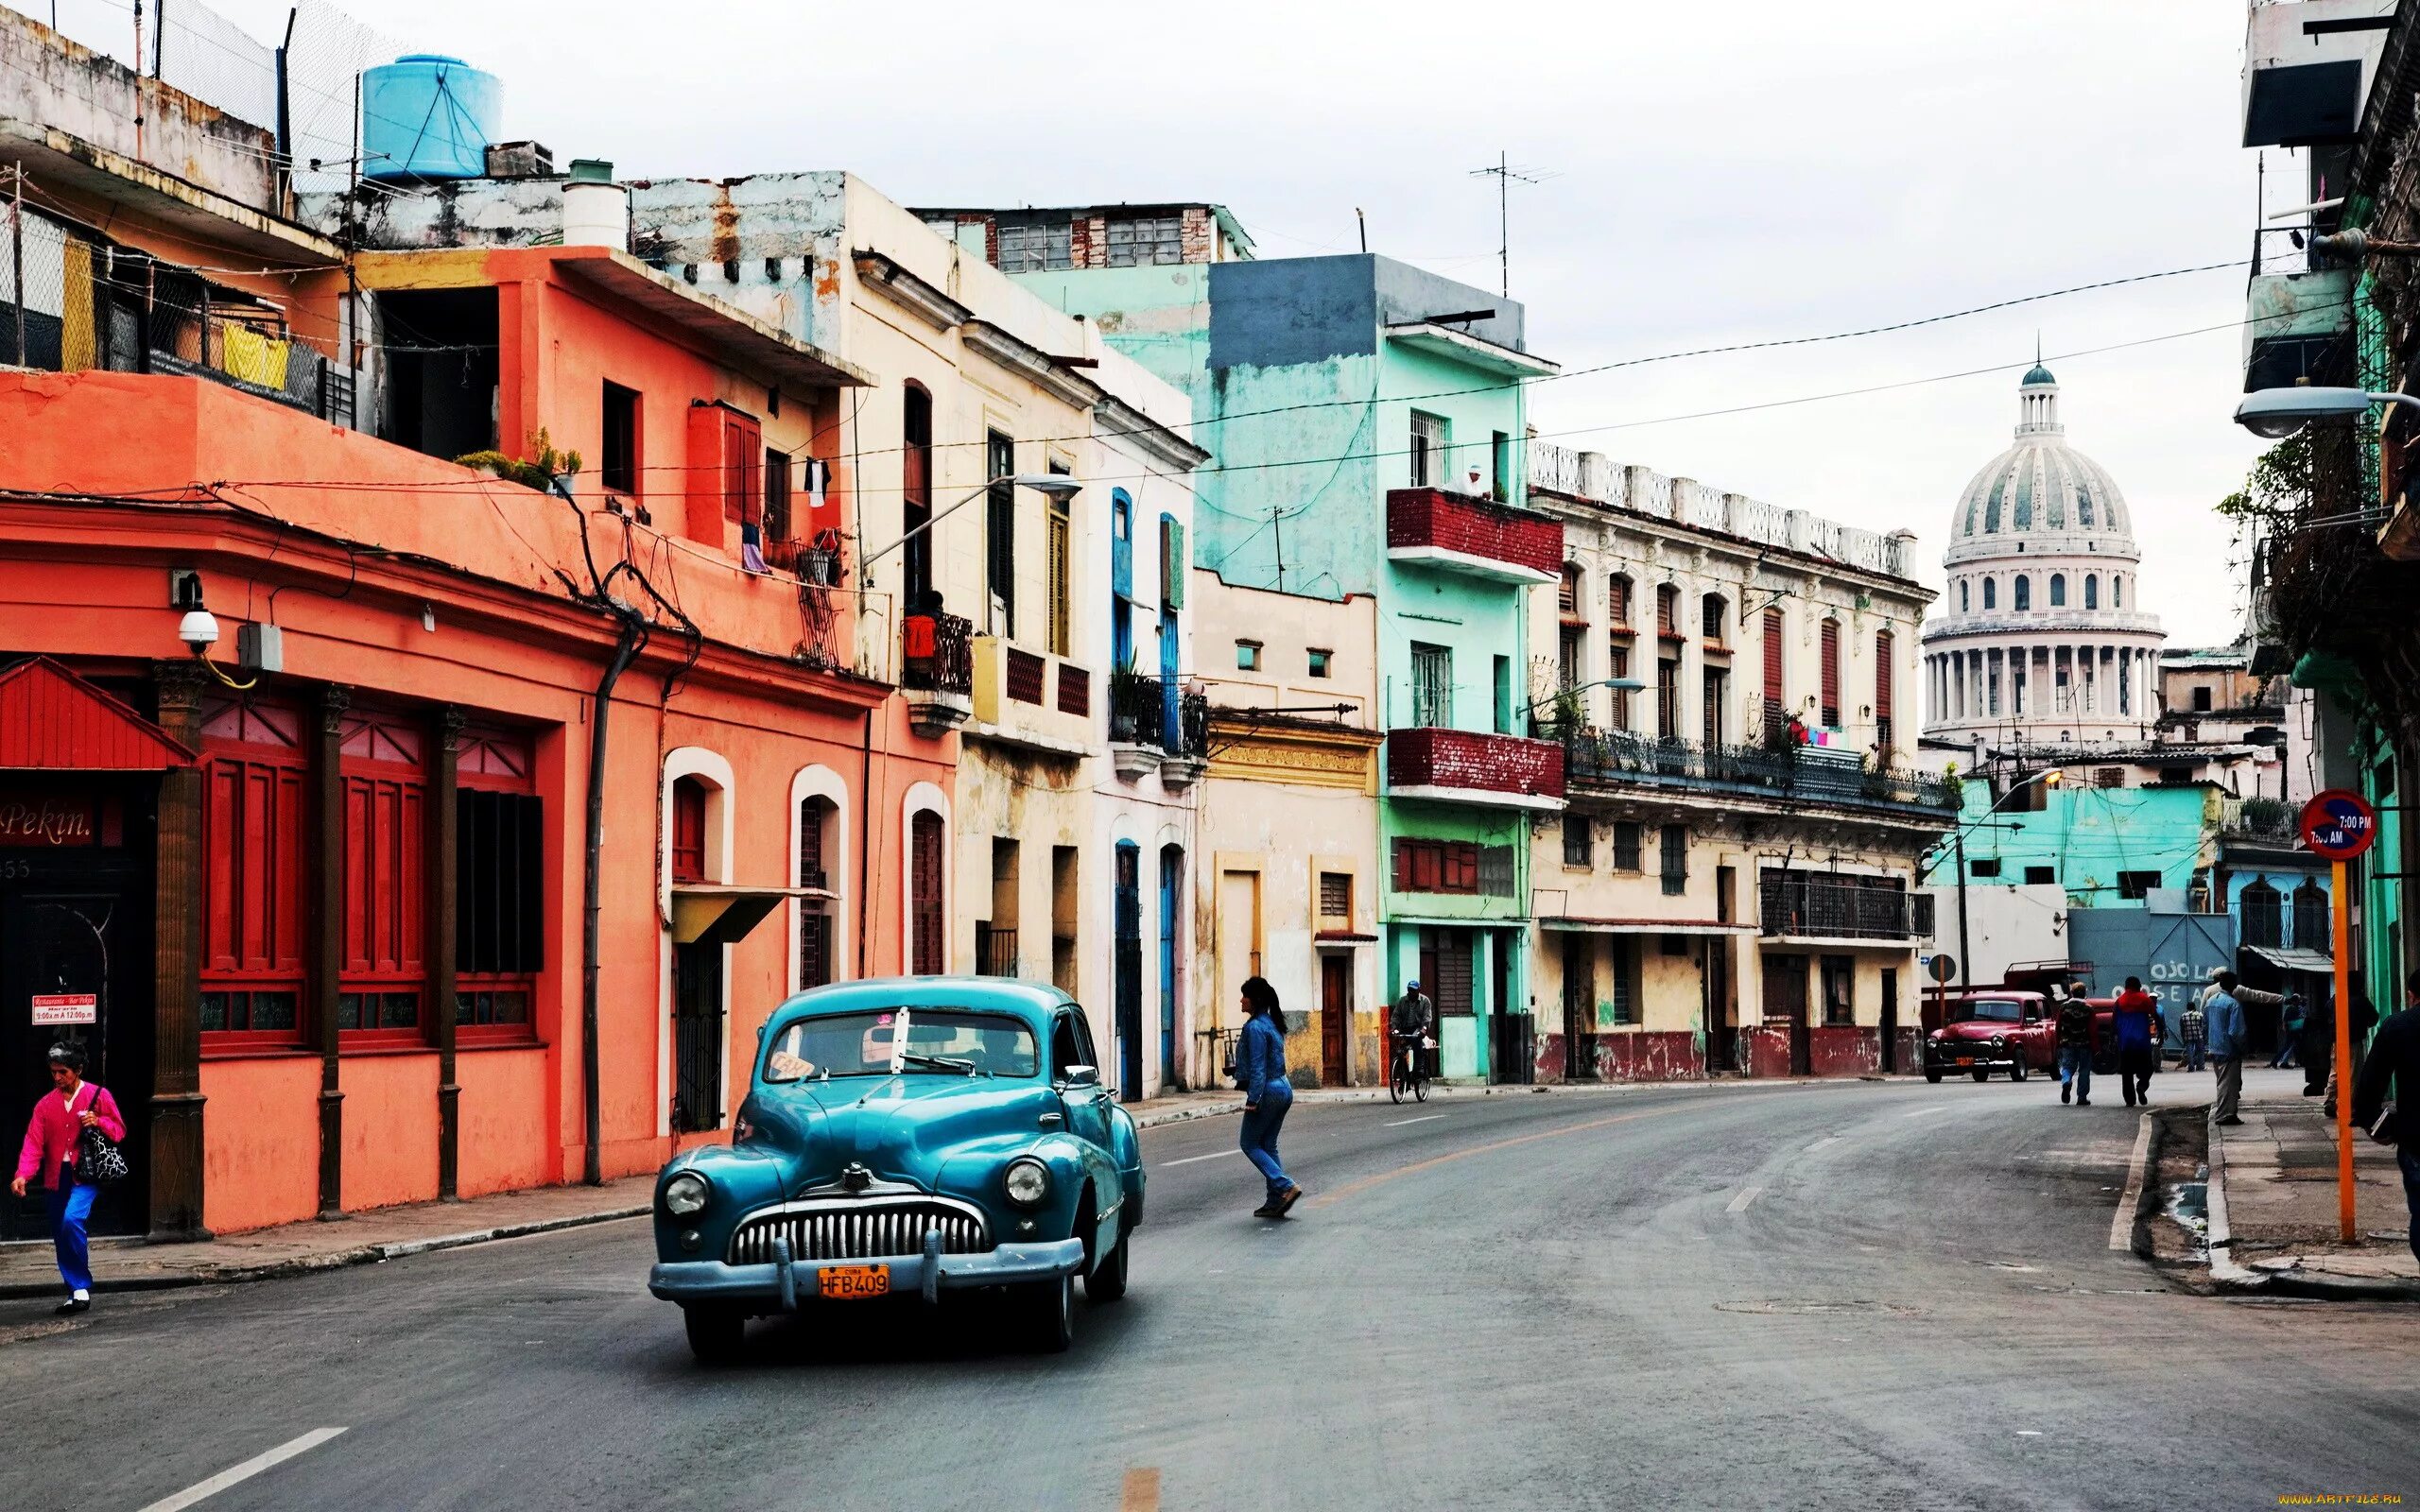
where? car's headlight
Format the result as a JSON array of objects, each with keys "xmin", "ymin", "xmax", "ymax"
[
  {"xmin": 663, "ymin": 1170, "xmax": 711, "ymax": 1218},
  {"xmin": 1003, "ymin": 1158, "xmax": 1050, "ymax": 1208},
  {"xmin": 1989, "ymin": 1036, "xmax": 2005, "ymax": 1049}
]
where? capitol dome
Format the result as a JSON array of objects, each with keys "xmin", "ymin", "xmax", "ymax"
[{"xmin": 1920, "ymin": 365, "xmax": 2164, "ymax": 748}]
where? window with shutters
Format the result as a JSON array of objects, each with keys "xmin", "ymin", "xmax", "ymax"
[
  {"xmin": 763, "ymin": 447, "xmax": 792, "ymax": 545},
  {"xmin": 1761, "ymin": 608, "xmax": 1787, "ymax": 740},
  {"xmin": 1562, "ymin": 813, "xmax": 1592, "ymax": 868},
  {"xmin": 1608, "ymin": 644, "xmax": 1634, "ymax": 729},
  {"xmin": 1875, "ymin": 629, "xmax": 1894, "ymax": 748},
  {"xmin": 1318, "ymin": 870, "xmax": 1353, "ymax": 926},
  {"xmin": 1701, "ymin": 594, "xmax": 1726, "ymax": 647},
  {"xmin": 719, "ymin": 410, "xmax": 763, "ymax": 525},
  {"xmin": 1046, "ymin": 496, "xmax": 1073, "ymax": 657},
  {"xmin": 902, "ymin": 384, "xmax": 934, "ymax": 608},
  {"xmin": 986, "ymin": 431, "xmax": 1015, "ymax": 635},
  {"xmin": 799, "ymin": 796, "xmax": 838, "ymax": 990},
  {"xmin": 1656, "ymin": 658, "xmax": 1679, "ymax": 739},
  {"xmin": 337, "ymin": 709, "xmax": 428, "ymax": 1042},
  {"xmin": 1607, "ymin": 575, "xmax": 1633, "ymax": 630},
  {"xmin": 1558, "ymin": 564, "xmax": 1582, "ymax": 618},
  {"xmin": 1612, "ymin": 820, "xmax": 1642, "ymax": 872},
  {"xmin": 457, "ymin": 726, "xmax": 540, "ymax": 1041},
  {"xmin": 911, "ymin": 808, "xmax": 946, "ymax": 974},
  {"xmin": 1392, "ymin": 838, "xmax": 1480, "ymax": 895},
  {"xmin": 199, "ymin": 696, "xmax": 306, "ymax": 1046},
  {"xmin": 1656, "ymin": 584, "xmax": 1682, "ymax": 640},
  {"xmin": 1820, "ymin": 619, "xmax": 1841, "ymax": 727},
  {"xmin": 671, "ymin": 777, "xmax": 708, "ymax": 885}
]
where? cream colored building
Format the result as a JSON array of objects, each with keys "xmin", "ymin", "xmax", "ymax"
[
  {"xmin": 1189, "ymin": 573, "xmax": 1385, "ymax": 1087},
  {"xmin": 1522, "ymin": 446, "xmax": 1958, "ymax": 1079}
]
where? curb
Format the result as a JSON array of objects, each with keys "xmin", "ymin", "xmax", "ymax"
[
  {"xmin": 2202, "ymin": 1112, "xmax": 2420, "ymax": 1302},
  {"xmin": 0, "ymin": 1203, "xmax": 648, "ymax": 1301},
  {"xmin": 2202, "ymin": 1109, "xmax": 2273, "ymax": 1294}
]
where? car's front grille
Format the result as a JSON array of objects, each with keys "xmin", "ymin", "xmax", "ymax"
[{"xmin": 727, "ymin": 1198, "xmax": 991, "ymax": 1265}]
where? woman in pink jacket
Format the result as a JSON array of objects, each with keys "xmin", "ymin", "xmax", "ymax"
[{"xmin": 11, "ymin": 1042, "xmax": 125, "ymax": 1314}]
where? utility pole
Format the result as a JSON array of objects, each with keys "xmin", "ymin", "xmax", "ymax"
[
  {"xmin": 1469, "ymin": 151, "xmax": 1547, "ymax": 300},
  {"xmin": 9, "ymin": 165, "xmax": 24, "ymax": 369}
]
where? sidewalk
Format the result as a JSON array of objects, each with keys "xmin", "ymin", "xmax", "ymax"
[
  {"xmin": 2208, "ymin": 1093, "xmax": 2420, "ymax": 1301},
  {"xmin": 0, "ymin": 1177, "xmax": 652, "ymax": 1300}
]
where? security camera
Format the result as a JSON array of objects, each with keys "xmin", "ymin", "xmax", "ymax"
[{"xmin": 177, "ymin": 609, "xmax": 221, "ymax": 651}]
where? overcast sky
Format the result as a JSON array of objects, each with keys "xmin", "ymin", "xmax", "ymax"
[{"xmin": 173, "ymin": 0, "xmax": 2273, "ymax": 644}]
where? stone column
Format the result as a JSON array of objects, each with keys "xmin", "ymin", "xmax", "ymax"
[
  {"xmin": 432, "ymin": 708, "xmax": 464, "ymax": 1201},
  {"xmin": 312, "ymin": 684, "xmax": 351, "ymax": 1221},
  {"xmin": 147, "ymin": 661, "xmax": 210, "ymax": 1243}
]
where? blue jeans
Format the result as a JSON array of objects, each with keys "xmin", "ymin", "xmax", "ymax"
[
  {"xmin": 48, "ymin": 1180, "xmax": 96, "ymax": 1295},
  {"xmin": 2059, "ymin": 1046, "xmax": 2092, "ymax": 1100},
  {"xmin": 1240, "ymin": 1085, "xmax": 1293, "ymax": 1199},
  {"xmin": 2398, "ymin": 1148, "xmax": 2420, "ymax": 1265}
]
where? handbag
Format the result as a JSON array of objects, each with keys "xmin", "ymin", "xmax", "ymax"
[{"xmin": 70, "ymin": 1090, "xmax": 128, "ymax": 1187}]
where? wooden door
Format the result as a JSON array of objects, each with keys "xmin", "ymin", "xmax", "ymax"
[
  {"xmin": 1561, "ymin": 932, "xmax": 1596, "ymax": 1080},
  {"xmin": 1763, "ymin": 952, "xmax": 1809, "ymax": 1074},
  {"xmin": 1879, "ymin": 967, "xmax": 1899, "ymax": 1074},
  {"xmin": 1321, "ymin": 954, "xmax": 1350, "ymax": 1086}
]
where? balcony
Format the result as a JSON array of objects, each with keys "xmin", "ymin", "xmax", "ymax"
[
  {"xmin": 1385, "ymin": 488, "xmax": 1562, "ymax": 584},
  {"xmin": 967, "ymin": 637, "xmax": 1093, "ymax": 757},
  {"xmin": 1109, "ymin": 672, "xmax": 1212, "ymax": 787},
  {"xmin": 1758, "ymin": 874, "xmax": 1927, "ymax": 942},
  {"xmin": 901, "ymin": 611, "xmax": 974, "ymax": 736},
  {"xmin": 1386, "ymin": 726, "xmax": 1564, "ymax": 811},
  {"xmin": 1562, "ymin": 729, "xmax": 1958, "ymax": 822}
]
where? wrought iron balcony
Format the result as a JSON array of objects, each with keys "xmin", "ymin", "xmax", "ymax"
[
  {"xmin": 901, "ymin": 611, "xmax": 974, "ymax": 736},
  {"xmin": 1385, "ymin": 488, "xmax": 1563, "ymax": 584},
  {"xmin": 1561, "ymin": 728, "xmax": 1958, "ymax": 817},
  {"xmin": 1758, "ymin": 874, "xmax": 1926, "ymax": 941}
]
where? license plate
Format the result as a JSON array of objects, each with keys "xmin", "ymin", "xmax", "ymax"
[
  {"xmin": 818, "ymin": 1264, "xmax": 890, "ymax": 1300},
  {"xmin": 1954, "ymin": 1057, "xmax": 1974, "ymax": 1066}
]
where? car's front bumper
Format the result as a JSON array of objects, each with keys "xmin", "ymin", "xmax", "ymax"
[
  {"xmin": 649, "ymin": 1235, "xmax": 1084, "ymax": 1312},
  {"xmin": 1927, "ymin": 1044, "xmax": 2018, "ymax": 1068}
]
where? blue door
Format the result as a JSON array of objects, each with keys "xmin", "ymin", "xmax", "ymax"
[
  {"xmin": 1114, "ymin": 842, "xmax": 1143, "ymax": 1101},
  {"xmin": 1159, "ymin": 614, "xmax": 1181, "ymax": 748},
  {"xmin": 1158, "ymin": 845, "xmax": 1182, "ymax": 1088}
]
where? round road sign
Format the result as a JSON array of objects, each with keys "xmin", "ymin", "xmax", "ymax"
[
  {"xmin": 1927, "ymin": 952, "xmax": 1957, "ymax": 985},
  {"xmin": 2299, "ymin": 788, "xmax": 2378, "ymax": 862}
]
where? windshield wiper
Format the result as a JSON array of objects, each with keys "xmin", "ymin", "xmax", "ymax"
[{"xmin": 898, "ymin": 1051, "xmax": 977, "ymax": 1076}]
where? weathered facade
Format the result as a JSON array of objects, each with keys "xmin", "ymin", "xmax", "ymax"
[{"xmin": 1524, "ymin": 447, "xmax": 1953, "ymax": 1078}]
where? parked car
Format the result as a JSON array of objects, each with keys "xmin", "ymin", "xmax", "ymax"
[
  {"xmin": 1922, "ymin": 990, "xmax": 2054, "ymax": 1082},
  {"xmin": 647, "ymin": 978, "xmax": 1145, "ymax": 1363}
]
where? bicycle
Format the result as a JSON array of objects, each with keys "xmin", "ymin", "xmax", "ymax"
[{"xmin": 1389, "ymin": 1029, "xmax": 1432, "ymax": 1105}]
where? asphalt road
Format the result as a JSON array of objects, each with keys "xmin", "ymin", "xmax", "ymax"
[{"xmin": 7, "ymin": 1072, "xmax": 2415, "ymax": 1511}]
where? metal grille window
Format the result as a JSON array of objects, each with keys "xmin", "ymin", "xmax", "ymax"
[
  {"xmin": 2240, "ymin": 881, "xmax": 2283, "ymax": 949},
  {"xmin": 1609, "ymin": 939, "xmax": 1641, "ymax": 1026},
  {"xmin": 996, "ymin": 220, "xmax": 1073, "ymax": 272},
  {"xmin": 2291, "ymin": 880, "xmax": 2330, "ymax": 952},
  {"xmin": 1659, "ymin": 825, "xmax": 1687, "ymax": 896},
  {"xmin": 1410, "ymin": 643, "xmax": 1454, "ymax": 728},
  {"xmin": 1409, "ymin": 412, "xmax": 1448, "ymax": 488},
  {"xmin": 1105, "ymin": 215, "xmax": 1183, "ymax": 266},
  {"xmin": 1563, "ymin": 813, "xmax": 1592, "ymax": 868},
  {"xmin": 1612, "ymin": 821, "xmax": 1642, "ymax": 872},
  {"xmin": 1821, "ymin": 954, "xmax": 1855, "ymax": 1026}
]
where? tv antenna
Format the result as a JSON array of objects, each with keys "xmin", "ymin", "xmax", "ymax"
[{"xmin": 1470, "ymin": 150, "xmax": 1553, "ymax": 298}]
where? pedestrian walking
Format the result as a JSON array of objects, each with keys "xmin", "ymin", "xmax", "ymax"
[
  {"xmin": 2055, "ymin": 989, "xmax": 2096, "ymax": 1106},
  {"xmin": 2112, "ymin": 977, "xmax": 2161, "ymax": 1108},
  {"xmin": 2350, "ymin": 969, "xmax": 2420, "ymax": 1263},
  {"xmin": 10, "ymin": 1042, "xmax": 126, "ymax": 1314},
  {"xmin": 1235, "ymin": 977, "xmax": 1302, "ymax": 1219},
  {"xmin": 2206, "ymin": 971, "xmax": 2250, "ymax": 1126},
  {"xmin": 2271, "ymin": 993, "xmax": 2304, "ymax": 1070},
  {"xmin": 2180, "ymin": 997, "xmax": 2207, "ymax": 1072},
  {"xmin": 2327, "ymin": 987, "xmax": 2383, "ymax": 1120}
]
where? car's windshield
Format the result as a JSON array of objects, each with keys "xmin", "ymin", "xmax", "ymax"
[
  {"xmin": 761, "ymin": 1008, "xmax": 1039, "ymax": 1082},
  {"xmin": 1951, "ymin": 999, "xmax": 2025, "ymax": 1024}
]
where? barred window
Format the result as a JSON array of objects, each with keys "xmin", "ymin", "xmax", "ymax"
[
  {"xmin": 1612, "ymin": 821, "xmax": 1642, "ymax": 872},
  {"xmin": 1562, "ymin": 813, "xmax": 1592, "ymax": 868},
  {"xmin": 1659, "ymin": 825, "xmax": 1687, "ymax": 896}
]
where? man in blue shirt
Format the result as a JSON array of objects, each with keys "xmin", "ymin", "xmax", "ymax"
[{"xmin": 2206, "ymin": 971, "xmax": 2249, "ymax": 1126}]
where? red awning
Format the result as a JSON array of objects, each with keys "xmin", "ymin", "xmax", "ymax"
[{"xmin": 0, "ymin": 657, "xmax": 196, "ymax": 770}]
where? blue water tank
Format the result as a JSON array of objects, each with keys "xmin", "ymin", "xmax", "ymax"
[{"xmin": 361, "ymin": 55, "xmax": 501, "ymax": 181}]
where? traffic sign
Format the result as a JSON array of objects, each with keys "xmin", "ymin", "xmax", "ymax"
[
  {"xmin": 2299, "ymin": 788, "xmax": 2378, "ymax": 862},
  {"xmin": 1927, "ymin": 953, "xmax": 1957, "ymax": 984}
]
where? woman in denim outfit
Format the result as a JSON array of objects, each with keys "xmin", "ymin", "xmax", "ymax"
[{"xmin": 1236, "ymin": 977, "xmax": 1303, "ymax": 1218}]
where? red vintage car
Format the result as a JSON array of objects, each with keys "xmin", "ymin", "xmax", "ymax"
[{"xmin": 1922, "ymin": 991, "xmax": 2055, "ymax": 1082}]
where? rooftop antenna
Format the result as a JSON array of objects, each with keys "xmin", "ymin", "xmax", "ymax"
[{"xmin": 1470, "ymin": 150, "xmax": 1551, "ymax": 298}]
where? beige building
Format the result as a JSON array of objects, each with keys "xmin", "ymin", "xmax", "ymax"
[
  {"xmin": 1522, "ymin": 446, "xmax": 1958, "ymax": 1079},
  {"xmin": 1189, "ymin": 574, "xmax": 1385, "ymax": 1087}
]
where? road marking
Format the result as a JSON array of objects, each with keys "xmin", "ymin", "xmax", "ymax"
[
  {"xmin": 1160, "ymin": 1149, "xmax": 1239, "ymax": 1167},
  {"xmin": 1901, "ymin": 1106, "xmax": 1948, "ymax": 1118},
  {"xmin": 138, "ymin": 1428, "xmax": 348, "ymax": 1512},
  {"xmin": 2111, "ymin": 1111, "xmax": 2155, "ymax": 1251},
  {"xmin": 2015, "ymin": 1430, "xmax": 2042, "ymax": 1437},
  {"xmin": 1305, "ymin": 1107, "xmax": 1666, "ymax": 1210},
  {"xmin": 1121, "ymin": 1467, "xmax": 1162, "ymax": 1512},
  {"xmin": 1806, "ymin": 1136, "xmax": 1841, "ymax": 1152},
  {"xmin": 1726, "ymin": 1185, "xmax": 1765, "ymax": 1213},
  {"xmin": 1385, "ymin": 1114, "xmax": 1447, "ymax": 1126}
]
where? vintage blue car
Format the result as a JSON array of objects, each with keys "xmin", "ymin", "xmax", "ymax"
[{"xmin": 647, "ymin": 977, "xmax": 1145, "ymax": 1362}]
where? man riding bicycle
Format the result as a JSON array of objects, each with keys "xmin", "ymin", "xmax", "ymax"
[{"xmin": 1392, "ymin": 980, "xmax": 1436, "ymax": 1077}]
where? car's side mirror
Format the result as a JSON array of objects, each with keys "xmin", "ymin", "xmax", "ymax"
[{"xmin": 1060, "ymin": 1064, "xmax": 1100, "ymax": 1088}]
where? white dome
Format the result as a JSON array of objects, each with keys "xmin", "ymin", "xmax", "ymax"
[{"xmin": 1946, "ymin": 366, "xmax": 2136, "ymax": 558}]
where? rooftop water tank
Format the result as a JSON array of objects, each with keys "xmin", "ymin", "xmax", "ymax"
[{"xmin": 361, "ymin": 55, "xmax": 500, "ymax": 181}]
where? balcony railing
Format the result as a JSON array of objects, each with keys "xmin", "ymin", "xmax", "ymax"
[
  {"xmin": 1562, "ymin": 728, "xmax": 1958, "ymax": 815},
  {"xmin": 1385, "ymin": 488, "xmax": 1563, "ymax": 583},
  {"xmin": 1387, "ymin": 726, "xmax": 1564, "ymax": 805},
  {"xmin": 1110, "ymin": 672, "xmax": 1211, "ymax": 757},
  {"xmin": 1759, "ymin": 875, "xmax": 1922, "ymax": 940},
  {"xmin": 976, "ymin": 922, "xmax": 1018, "ymax": 978},
  {"xmin": 903, "ymin": 611, "xmax": 975, "ymax": 696}
]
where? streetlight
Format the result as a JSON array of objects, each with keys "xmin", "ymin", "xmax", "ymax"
[
  {"xmin": 2233, "ymin": 387, "xmax": 2420, "ymax": 439},
  {"xmin": 862, "ymin": 473, "xmax": 1085, "ymax": 570}
]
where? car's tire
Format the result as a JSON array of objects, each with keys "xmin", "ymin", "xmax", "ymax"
[
  {"xmin": 1085, "ymin": 1226, "xmax": 1130, "ymax": 1304},
  {"xmin": 1970, "ymin": 1068, "xmax": 1990, "ymax": 1083},
  {"xmin": 683, "ymin": 1305, "xmax": 746, "ymax": 1366},
  {"xmin": 2009, "ymin": 1059, "xmax": 2029, "ymax": 1082},
  {"xmin": 1924, "ymin": 1067, "xmax": 1943, "ymax": 1084},
  {"xmin": 1022, "ymin": 1272, "xmax": 1075, "ymax": 1352}
]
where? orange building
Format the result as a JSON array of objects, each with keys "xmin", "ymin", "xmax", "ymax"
[{"xmin": 0, "ymin": 62, "xmax": 951, "ymax": 1237}]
